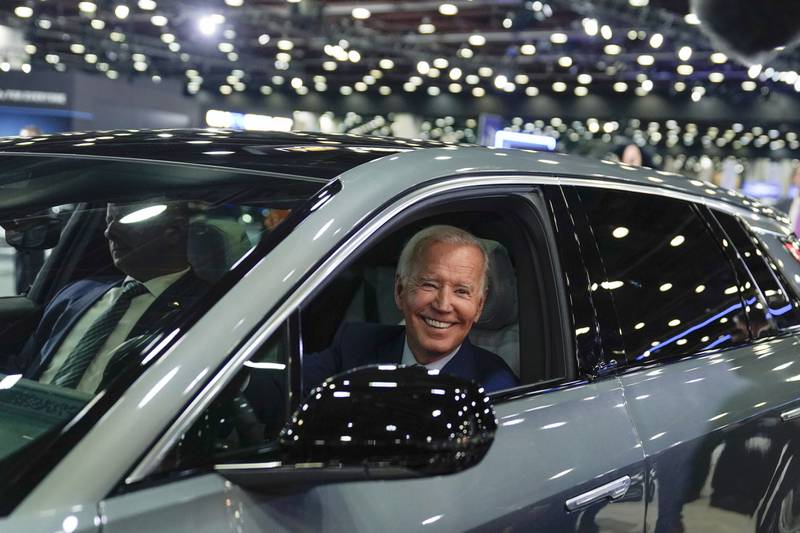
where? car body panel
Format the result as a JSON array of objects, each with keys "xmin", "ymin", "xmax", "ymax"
[
  {"xmin": 619, "ymin": 334, "xmax": 800, "ymax": 531},
  {"xmin": 99, "ymin": 379, "xmax": 645, "ymax": 532}
]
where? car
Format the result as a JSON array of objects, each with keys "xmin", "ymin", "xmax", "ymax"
[{"xmin": 0, "ymin": 128, "xmax": 797, "ymax": 532}]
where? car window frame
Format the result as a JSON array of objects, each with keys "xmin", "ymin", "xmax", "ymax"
[{"xmin": 120, "ymin": 174, "xmax": 585, "ymax": 493}]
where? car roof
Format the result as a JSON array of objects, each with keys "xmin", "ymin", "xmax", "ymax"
[
  {"xmin": 0, "ymin": 128, "xmax": 787, "ymax": 228},
  {"xmin": 0, "ymin": 129, "xmax": 450, "ymax": 180}
]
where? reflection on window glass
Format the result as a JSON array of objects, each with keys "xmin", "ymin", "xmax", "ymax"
[
  {"xmin": 714, "ymin": 212, "xmax": 800, "ymax": 334},
  {"xmin": 578, "ymin": 188, "xmax": 745, "ymax": 362},
  {"xmin": 162, "ymin": 327, "xmax": 289, "ymax": 471},
  {"xmin": 755, "ymin": 231, "xmax": 800, "ymax": 314}
]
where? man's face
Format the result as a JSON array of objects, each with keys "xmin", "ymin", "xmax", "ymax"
[
  {"xmin": 105, "ymin": 203, "xmax": 184, "ymax": 280},
  {"xmin": 395, "ymin": 241, "xmax": 486, "ymax": 364}
]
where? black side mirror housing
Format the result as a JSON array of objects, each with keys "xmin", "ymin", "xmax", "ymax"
[
  {"xmin": 216, "ymin": 365, "xmax": 497, "ymax": 491},
  {"xmin": 4, "ymin": 216, "xmax": 61, "ymax": 249}
]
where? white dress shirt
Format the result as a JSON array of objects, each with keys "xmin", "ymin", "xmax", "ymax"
[
  {"xmin": 400, "ymin": 335, "xmax": 460, "ymax": 371},
  {"xmin": 39, "ymin": 268, "xmax": 189, "ymax": 393}
]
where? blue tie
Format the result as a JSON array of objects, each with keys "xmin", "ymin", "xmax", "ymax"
[{"xmin": 51, "ymin": 281, "xmax": 149, "ymax": 388}]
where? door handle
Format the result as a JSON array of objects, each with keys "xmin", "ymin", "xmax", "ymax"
[
  {"xmin": 781, "ymin": 406, "xmax": 800, "ymax": 422},
  {"xmin": 565, "ymin": 475, "xmax": 631, "ymax": 511}
]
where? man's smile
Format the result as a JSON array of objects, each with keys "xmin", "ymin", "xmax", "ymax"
[{"xmin": 422, "ymin": 316, "xmax": 455, "ymax": 329}]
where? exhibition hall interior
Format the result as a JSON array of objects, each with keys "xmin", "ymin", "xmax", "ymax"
[{"xmin": 4, "ymin": 2, "xmax": 800, "ymax": 531}]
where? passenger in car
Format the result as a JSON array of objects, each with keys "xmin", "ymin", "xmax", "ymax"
[
  {"xmin": 304, "ymin": 225, "xmax": 519, "ymax": 394},
  {"xmin": 6, "ymin": 201, "xmax": 210, "ymax": 393}
]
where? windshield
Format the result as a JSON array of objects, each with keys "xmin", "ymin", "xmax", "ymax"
[{"xmin": 0, "ymin": 155, "xmax": 323, "ymax": 472}]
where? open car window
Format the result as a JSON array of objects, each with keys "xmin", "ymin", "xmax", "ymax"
[{"xmin": 0, "ymin": 155, "xmax": 322, "ymax": 480}]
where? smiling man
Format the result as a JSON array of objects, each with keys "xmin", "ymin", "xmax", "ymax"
[{"xmin": 303, "ymin": 225, "xmax": 519, "ymax": 393}]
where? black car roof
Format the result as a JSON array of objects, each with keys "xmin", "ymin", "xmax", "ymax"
[{"xmin": 0, "ymin": 129, "xmax": 451, "ymax": 180}]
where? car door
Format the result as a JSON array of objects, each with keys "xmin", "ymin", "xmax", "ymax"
[
  {"xmin": 97, "ymin": 177, "xmax": 646, "ymax": 532},
  {"xmin": 569, "ymin": 183, "xmax": 800, "ymax": 533}
]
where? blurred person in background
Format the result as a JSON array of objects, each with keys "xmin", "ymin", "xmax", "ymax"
[{"xmin": 776, "ymin": 165, "xmax": 800, "ymax": 235}]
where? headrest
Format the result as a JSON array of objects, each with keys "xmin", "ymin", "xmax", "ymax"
[
  {"xmin": 187, "ymin": 217, "xmax": 252, "ymax": 282},
  {"xmin": 476, "ymin": 240, "xmax": 518, "ymax": 331}
]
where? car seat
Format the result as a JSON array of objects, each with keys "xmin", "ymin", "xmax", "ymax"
[{"xmin": 187, "ymin": 217, "xmax": 253, "ymax": 282}]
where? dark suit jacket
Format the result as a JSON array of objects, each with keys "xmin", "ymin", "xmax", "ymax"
[
  {"xmin": 303, "ymin": 322, "xmax": 519, "ymax": 394},
  {"xmin": 9, "ymin": 271, "xmax": 209, "ymax": 380}
]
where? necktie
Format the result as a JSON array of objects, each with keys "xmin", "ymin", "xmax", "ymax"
[{"xmin": 52, "ymin": 281, "xmax": 149, "ymax": 388}]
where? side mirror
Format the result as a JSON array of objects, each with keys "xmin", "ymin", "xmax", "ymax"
[
  {"xmin": 4, "ymin": 216, "xmax": 61, "ymax": 249},
  {"xmin": 216, "ymin": 365, "xmax": 497, "ymax": 491}
]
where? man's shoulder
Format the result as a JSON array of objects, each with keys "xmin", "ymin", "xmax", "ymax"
[
  {"xmin": 55, "ymin": 277, "xmax": 119, "ymax": 300},
  {"xmin": 464, "ymin": 339, "xmax": 517, "ymax": 374}
]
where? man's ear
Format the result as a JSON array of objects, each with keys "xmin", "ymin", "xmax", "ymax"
[
  {"xmin": 394, "ymin": 275, "xmax": 404, "ymax": 310},
  {"xmin": 473, "ymin": 292, "xmax": 486, "ymax": 324}
]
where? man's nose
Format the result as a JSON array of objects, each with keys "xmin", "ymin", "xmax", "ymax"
[{"xmin": 431, "ymin": 288, "xmax": 453, "ymax": 311}]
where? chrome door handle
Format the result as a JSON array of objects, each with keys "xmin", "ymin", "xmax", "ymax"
[
  {"xmin": 781, "ymin": 406, "xmax": 800, "ymax": 422},
  {"xmin": 565, "ymin": 475, "xmax": 631, "ymax": 511}
]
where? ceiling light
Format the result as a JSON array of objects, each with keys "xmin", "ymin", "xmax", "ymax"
[
  {"xmin": 515, "ymin": 73, "xmax": 529, "ymax": 84},
  {"xmin": 526, "ymin": 86, "xmax": 539, "ymax": 96},
  {"xmin": 550, "ymin": 33, "xmax": 568, "ymax": 44},
  {"xmin": 465, "ymin": 74, "xmax": 479, "ymax": 84},
  {"xmin": 419, "ymin": 21, "xmax": 436, "ymax": 34},
  {"xmin": 14, "ymin": 6, "xmax": 33, "ymax": 18},
  {"xmin": 577, "ymin": 73, "xmax": 592, "ymax": 84},
  {"xmin": 710, "ymin": 52, "xmax": 728, "ymax": 64},
  {"xmin": 472, "ymin": 87, "xmax": 486, "ymax": 97},
  {"xmin": 352, "ymin": 7, "xmax": 371, "ymax": 19},
  {"xmin": 459, "ymin": 48, "xmax": 474, "ymax": 58},
  {"xmin": 70, "ymin": 44, "xmax": 86, "ymax": 54},
  {"xmin": 604, "ymin": 44, "xmax": 622, "ymax": 55},
  {"xmin": 552, "ymin": 81, "xmax": 567, "ymax": 92},
  {"xmin": 478, "ymin": 66, "xmax": 493, "ymax": 77},
  {"xmin": 348, "ymin": 50, "xmax": 361, "ymax": 62},
  {"xmin": 138, "ymin": 0, "xmax": 157, "ymax": 10},
  {"xmin": 225, "ymin": 0, "xmax": 243, "ymax": 5},
  {"xmin": 469, "ymin": 34, "xmax": 486, "ymax": 46},
  {"xmin": 198, "ymin": 15, "xmax": 222, "ymax": 36},
  {"xmin": 748, "ymin": 64, "xmax": 762, "ymax": 78},
  {"xmin": 685, "ymin": 12, "xmax": 700, "ymax": 25},
  {"xmin": 676, "ymin": 64, "xmax": 693, "ymax": 75},
  {"xmin": 277, "ymin": 39, "xmax": 294, "ymax": 50},
  {"xmin": 582, "ymin": 18, "xmax": 598, "ymax": 36},
  {"xmin": 78, "ymin": 2, "xmax": 97, "ymax": 13},
  {"xmin": 449, "ymin": 67, "xmax": 462, "ymax": 80},
  {"xmin": 600, "ymin": 25, "xmax": 613, "ymax": 40},
  {"xmin": 637, "ymin": 54, "xmax": 655, "ymax": 66},
  {"xmin": 449, "ymin": 83, "xmax": 462, "ymax": 93},
  {"xmin": 439, "ymin": 3, "xmax": 458, "ymax": 15},
  {"xmin": 674, "ymin": 81, "xmax": 686, "ymax": 92},
  {"xmin": 355, "ymin": 81, "xmax": 368, "ymax": 92},
  {"xmin": 427, "ymin": 86, "xmax": 441, "ymax": 96},
  {"xmin": 91, "ymin": 18, "xmax": 105, "ymax": 29},
  {"xmin": 575, "ymin": 86, "xmax": 588, "ymax": 96},
  {"xmin": 742, "ymin": 80, "xmax": 757, "ymax": 91},
  {"xmin": 678, "ymin": 46, "xmax": 692, "ymax": 61},
  {"xmin": 417, "ymin": 61, "xmax": 430, "ymax": 75},
  {"xmin": 558, "ymin": 56, "xmax": 573, "ymax": 68},
  {"xmin": 629, "ymin": 0, "xmax": 648, "ymax": 5},
  {"xmin": 379, "ymin": 86, "xmax": 391, "ymax": 95},
  {"xmin": 641, "ymin": 79, "xmax": 653, "ymax": 91},
  {"xmin": 613, "ymin": 82, "xmax": 628, "ymax": 92},
  {"xmin": 494, "ymin": 74, "xmax": 508, "ymax": 89},
  {"xmin": 709, "ymin": 72, "xmax": 725, "ymax": 83},
  {"xmin": 649, "ymin": 33, "xmax": 663, "ymax": 48},
  {"xmin": 520, "ymin": 43, "xmax": 536, "ymax": 55},
  {"xmin": 433, "ymin": 57, "xmax": 449, "ymax": 69},
  {"xmin": 151, "ymin": 15, "xmax": 168, "ymax": 26}
]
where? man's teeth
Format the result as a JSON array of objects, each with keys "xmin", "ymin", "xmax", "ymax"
[{"xmin": 424, "ymin": 318, "xmax": 452, "ymax": 329}]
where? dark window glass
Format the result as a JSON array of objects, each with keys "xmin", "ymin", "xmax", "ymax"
[
  {"xmin": 577, "ymin": 188, "xmax": 745, "ymax": 363},
  {"xmin": 714, "ymin": 211, "xmax": 800, "ymax": 333},
  {"xmin": 157, "ymin": 326, "xmax": 289, "ymax": 472},
  {"xmin": 753, "ymin": 230, "xmax": 800, "ymax": 315}
]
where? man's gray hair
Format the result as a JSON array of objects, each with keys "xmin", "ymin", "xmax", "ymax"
[{"xmin": 396, "ymin": 225, "xmax": 490, "ymax": 293}]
